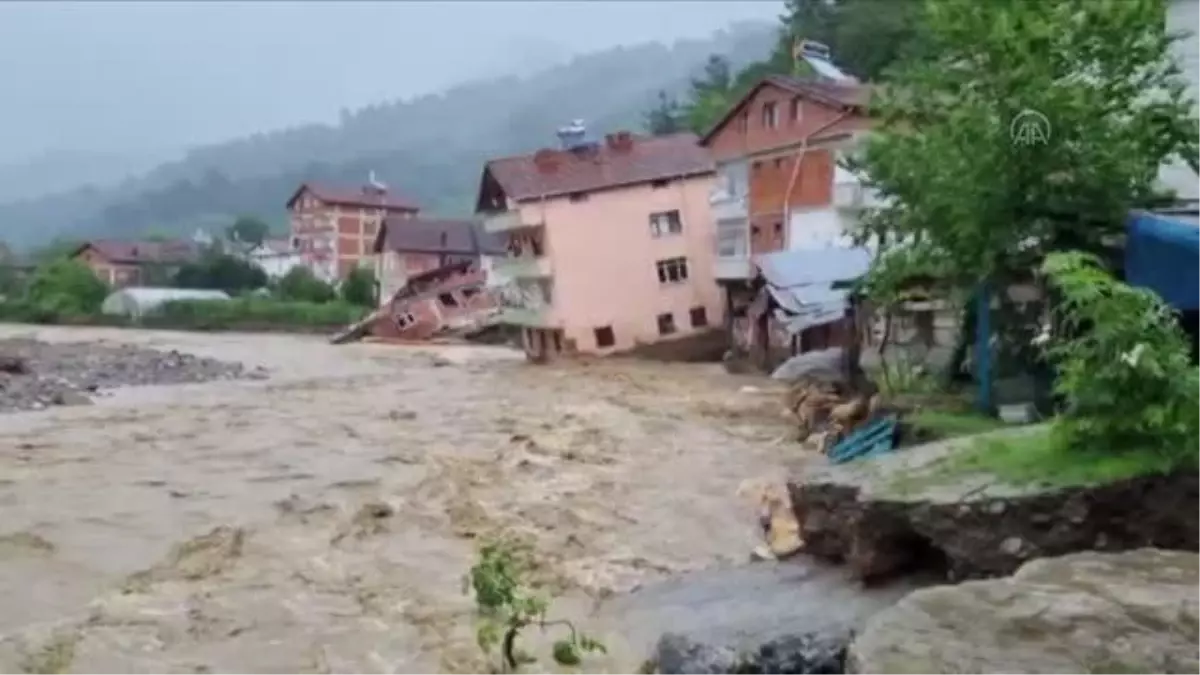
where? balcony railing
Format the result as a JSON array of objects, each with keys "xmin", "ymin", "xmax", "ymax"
[
  {"xmin": 710, "ymin": 194, "xmax": 748, "ymax": 222},
  {"xmin": 494, "ymin": 255, "xmax": 552, "ymax": 279},
  {"xmin": 714, "ymin": 256, "xmax": 753, "ymax": 280},
  {"xmin": 483, "ymin": 210, "xmax": 543, "ymax": 233}
]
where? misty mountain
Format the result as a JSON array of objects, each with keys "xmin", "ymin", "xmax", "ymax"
[
  {"xmin": 0, "ymin": 149, "xmax": 171, "ymax": 203},
  {"xmin": 0, "ymin": 21, "xmax": 775, "ymax": 250}
]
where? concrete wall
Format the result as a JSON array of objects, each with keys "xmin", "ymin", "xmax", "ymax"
[{"xmin": 519, "ymin": 173, "xmax": 723, "ymax": 354}]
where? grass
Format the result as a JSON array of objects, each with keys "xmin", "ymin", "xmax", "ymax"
[
  {"xmin": 942, "ymin": 426, "xmax": 1188, "ymax": 489},
  {"xmin": 907, "ymin": 409, "xmax": 1007, "ymax": 438}
]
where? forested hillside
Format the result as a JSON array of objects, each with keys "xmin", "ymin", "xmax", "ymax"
[{"xmin": 0, "ymin": 22, "xmax": 775, "ymax": 250}]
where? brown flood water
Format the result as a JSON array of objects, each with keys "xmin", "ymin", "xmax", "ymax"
[{"xmin": 0, "ymin": 326, "xmax": 802, "ymax": 673}]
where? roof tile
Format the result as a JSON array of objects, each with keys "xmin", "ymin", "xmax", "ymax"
[{"xmin": 483, "ymin": 132, "xmax": 714, "ymax": 202}]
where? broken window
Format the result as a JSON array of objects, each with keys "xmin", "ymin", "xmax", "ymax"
[
  {"xmin": 655, "ymin": 257, "xmax": 689, "ymax": 284},
  {"xmin": 657, "ymin": 312, "xmax": 676, "ymax": 335},
  {"xmin": 594, "ymin": 326, "xmax": 615, "ymax": 348},
  {"xmin": 689, "ymin": 306, "xmax": 708, "ymax": 328},
  {"xmin": 649, "ymin": 210, "xmax": 683, "ymax": 238},
  {"xmin": 462, "ymin": 287, "xmax": 479, "ymax": 299},
  {"xmin": 438, "ymin": 292, "xmax": 459, "ymax": 307}
]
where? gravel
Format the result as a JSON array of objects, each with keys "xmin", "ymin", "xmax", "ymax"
[{"xmin": 0, "ymin": 338, "xmax": 268, "ymax": 413}]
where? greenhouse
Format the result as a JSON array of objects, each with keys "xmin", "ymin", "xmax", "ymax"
[{"xmin": 100, "ymin": 287, "xmax": 231, "ymax": 318}]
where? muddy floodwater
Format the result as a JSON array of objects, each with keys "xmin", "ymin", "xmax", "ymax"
[{"xmin": 0, "ymin": 326, "xmax": 804, "ymax": 673}]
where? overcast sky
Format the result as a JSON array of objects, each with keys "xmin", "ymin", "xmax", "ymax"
[{"xmin": 0, "ymin": 1, "xmax": 782, "ymax": 162}]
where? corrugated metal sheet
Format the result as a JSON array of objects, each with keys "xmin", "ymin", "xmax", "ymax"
[
  {"xmin": 755, "ymin": 247, "xmax": 872, "ymax": 336},
  {"xmin": 755, "ymin": 247, "xmax": 871, "ymax": 289}
]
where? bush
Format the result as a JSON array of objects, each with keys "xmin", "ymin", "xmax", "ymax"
[
  {"xmin": 340, "ymin": 266, "xmax": 377, "ymax": 307},
  {"xmin": 146, "ymin": 297, "xmax": 366, "ymax": 331},
  {"xmin": 174, "ymin": 253, "xmax": 268, "ymax": 294},
  {"xmin": 26, "ymin": 259, "xmax": 108, "ymax": 315},
  {"xmin": 275, "ymin": 267, "xmax": 336, "ymax": 304},
  {"xmin": 1040, "ymin": 252, "xmax": 1199, "ymax": 469}
]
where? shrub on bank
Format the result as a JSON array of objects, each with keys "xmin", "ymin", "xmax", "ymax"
[
  {"xmin": 144, "ymin": 298, "xmax": 367, "ymax": 331},
  {"xmin": 0, "ymin": 297, "xmax": 367, "ymax": 332}
]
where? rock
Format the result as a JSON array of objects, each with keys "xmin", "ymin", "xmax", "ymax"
[
  {"xmin": 788, "ymin": 427, "xmax": 1199, "ymax": 582},
  {"xmin": 0, "ymin": 339, "xmax": 255, "ymax": 414},
  {"xmin": 0, "ymin": 355, "xmax": 29, "ymax": 375},
  {"xmin": 848, "ymin": 549, "xmax": 1200, "ymax": 674},
  {"xmin": 591, "ymin": 560, "xmax": 922, "ymax": 675},
  {"xmin": 771, "ymin": 348, "xmax": 844, "ymax": 383}
]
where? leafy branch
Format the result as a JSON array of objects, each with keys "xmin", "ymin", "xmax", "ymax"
[{"xmin": 465, "ymin": 536, "xmax": 606, "ymax": 673}]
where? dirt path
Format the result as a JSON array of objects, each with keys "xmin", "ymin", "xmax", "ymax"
[{"xmin": 0, "ymin": 326, "xmax": 798, "ymax": 673}]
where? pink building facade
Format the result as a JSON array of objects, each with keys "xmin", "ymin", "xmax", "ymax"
[{"xmin": 476, "ymin": 128, "xmax": 723, "ymax": 361}]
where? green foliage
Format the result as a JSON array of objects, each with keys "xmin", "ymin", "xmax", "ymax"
[
  {"xmin": 147, "ymin": 297, "xmax": 365, "ymax": 331},
  {"xmin": 856, "ymin": 0, "xmax": 1199, "ymax": 295},
  {"xmin": 339, "ymin": 266, "xmax": 377, "ymax": 307},
  {"xmin": 173, "ymin": 252, "xmax": 268, "ymax": 295},
  {"xmin": 776, "ymin": 0, "xmax": 924, "ymax": 81},
  {"xmin": 643, "ymin": 90, "xmax": 686, "ymax": 136},
  {"xmin": 275, "ymin": 266, "xmax": 336, "ymax": 304},
  {"xmin": 1039, "ymin": 251, "xmax": 1198, "ymax": 468},
  {"xmin": 26, "ymin": 259, "xmax": 108, "ymax": 315},
  {"xmin": 466, "ymin": 537, "xmax": 606, "ymax": 673},
  {"xmin": 225, "ymin": 215, "xmax": 271, "ymax": 247}
]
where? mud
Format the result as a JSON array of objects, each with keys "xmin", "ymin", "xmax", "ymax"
[{"xmin": 0, "ymin": 325, "xmax": 801, "ymax": 673}]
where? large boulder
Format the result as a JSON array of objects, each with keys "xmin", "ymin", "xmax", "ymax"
[
  {"xmin": 589, "ymin": 560, "xmax": 923, "ymax": 674},
  {"xmin": 848, "ymin": 549, "xmax": 1200, "ymax": 674}
]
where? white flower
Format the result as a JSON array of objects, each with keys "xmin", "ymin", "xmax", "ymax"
[
  {"xmin": 1121, "ymin": 343, "xmax": 1147, "ymax": 368},
  {"xmin": 1031, "ymin": 325, "xmax": 1051, "ymax": 347}
]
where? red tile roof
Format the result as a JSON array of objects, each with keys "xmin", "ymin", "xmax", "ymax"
[
  {"xmin": 699, "ymin": 76, "xmax": 869, "ymax": 146},
  {"xmin": 286, "ymin": 182, "xmax": 420, "ymax": 212},
  {"xmin": 74, "ymin": 239, "xmax": 202, "ymax": 265},
  {"xmin": 372, "ymin": 217, "xmax": 506, "ymax": 256},
  {"xmin": 481, "ymin": 132, "xmax": 714, "ymax": 203}
]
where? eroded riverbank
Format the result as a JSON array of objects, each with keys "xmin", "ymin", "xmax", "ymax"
[{"xmin": 0, "ymin": 326, "xmax": 804, "ymax": 672}]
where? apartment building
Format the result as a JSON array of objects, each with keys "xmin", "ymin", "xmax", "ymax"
[
  {"xmin": 286, "ymin": 177, "xmax": 419, "ymax": 282},
  {"xmin": 475, "ymin": 123, "xmax": 721, "ymax": 361}
]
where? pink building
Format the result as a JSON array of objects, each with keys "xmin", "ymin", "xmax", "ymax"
[{"xmin": 475, "ymin": 124, "xmax": 722, "ymax": 361}]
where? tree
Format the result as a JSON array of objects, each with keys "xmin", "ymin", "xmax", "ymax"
[
  {"xmin": 855, "ymin": 0, "xmax": 1199, "ymax": 379},
  {"xmin": 26, "ymin": 259, "xmax": 109, "ymax": 315},
  {"xmin": 225, "ymin": 215, "xmax": 271, "ymax": 248},
  {"xmin": 340, "ymin": 266, "xmax": 377, "ymax": 307},
  {"xmin": 643, "ymin": 90, "xmax": 685, "ymax": 136},
  {"xmin": 174, "ymin": 253, "xmax": 267, "ymax": 294},
  {"xmin": 276, "ymin": 266, "xmax": 336, "ymax": 304},
  {"xmin": 774, "ymin": 0, "xmax": 924, "ymax": 82}
]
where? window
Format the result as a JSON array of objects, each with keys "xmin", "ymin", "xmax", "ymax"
[
  {"xmin": 752, "ymin": 160, "xmax": 762, "ymax": 172},
  {"xmin": 568, "ymin": 192, "xmax": 589, "ymax": 203},
  {"xmin": 650, "ymin": 179, "xmax": 671, "ymax": 189},
  {"xmin": 290, "ymin": 236, "xmax": 301, "ymax": 250},
  {"xmin": 648, "ymin": 210, "xmax": 683, "ymax": 238},
  {"xmin": 774, "ymin": 222, "xmax": 783, "ymax": 234},
  {"xmin": 396, "ymin": 312, "xmax": 417, "ymax": 329},
  {"xmin": 736, "ymin": 111, "xmax": 749, "ymax": 133},
  {"xmin": 594, "ymin": 326, "xmax": 615, "ymax": 348},
  {"xmin": 762, "ymin": 102, "xmax": 779, "ymax": 129},
  {"xmin": 438, "ymin": 292, "xmax": 459, "ymax": 307},
  {"xmin": 657, "ymin": 312, "xmax": 677, "ymax": 335},
  {"xmin": 773, "ymin": 157, "xmax": 784, "ymax": 169},
  {"xmin": 790, "ymin": 97, "xmax": 803, "ymax": 124},
  {"xmin": 462, "ymin": 287, "xmax": 479, "ymax": 299},
  {"xmin": 655, "ymin": 257, "xmax": 689, "ymax": 284},
  {"xmin": 689, "ymin": 306, "xmax": 708, "ymax": 328}
]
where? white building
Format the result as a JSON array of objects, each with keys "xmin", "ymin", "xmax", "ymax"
[{"xmin": 246, "ymin": 239, "xmax": 303, "ymax": 280}]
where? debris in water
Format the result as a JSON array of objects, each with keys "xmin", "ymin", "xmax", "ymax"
[
  {"xmin": 124, "ymin": 526, "xmax": 245, "ymax": 590},
  {"xmin": 737, "ymin": 479, "xmax": 803, "ymax": 560},
  {"xmin": 0, "ymin": 531, "xmax": 56, "ymax": 556},
  {"xmin": 331, "ymin": 500, "xmax": 396, "ymax": 543}
]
